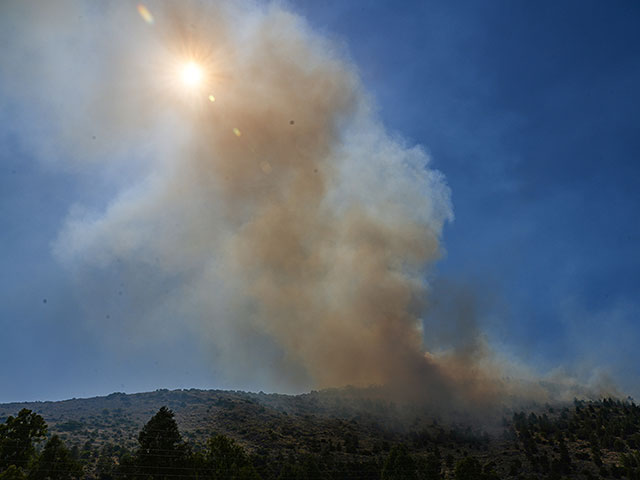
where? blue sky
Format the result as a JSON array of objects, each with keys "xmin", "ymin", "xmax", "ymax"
[
  {"xmin": 293, "ymin": 0, "xmax": 640, "ymax": 377},
  {"xmin": 1, "ymin": 0, "xmax": 639, "ymax": 403}
]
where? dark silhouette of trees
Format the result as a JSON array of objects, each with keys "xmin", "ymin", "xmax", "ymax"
[
  {"xmin": 0, "ymin": 409, "xmax": 47, "ymax": 473},
  {"xmin": 132, "ymin": 407, "xmax": 189, "ymax": 480},
  {"xmin": 454, "ymin": 457, "xmax": 499, "ymax": 480},
  {"xmin": 454, "ymin": 457, "xmax": 482, "ymax": 480},
  {"xmin": 29, "ymin": 435, "xmax": 82, "ymax": 480},
  {"xmin": 381, "ymin": 444, "xmax": 417, "ymax": 480},
  {"xmin": 551, "ymin": 436, "xmax": 572, "ymax": 476},
  {"xmin": 421, "ymin": 453, "xmax": 442, "ymax": 480},
  {"xmin": 202, "ymin": 434, "xmax": 259, "ymax": 480},
  {"xmin": 0, "ymin": 465, "xmax": 26, "ymax": 480},
  {"xmin": 8, "ymin": 394, "xmax": 640, "ymax": 480}
]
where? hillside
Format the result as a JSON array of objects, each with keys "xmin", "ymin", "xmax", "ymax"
[
  {"xmin": 0, "ymin": 387, "xmax": 470, "ymax": 456},
  {"xmin": 1, "ymin": 388, "xmax": 639, "ymax": 479}
]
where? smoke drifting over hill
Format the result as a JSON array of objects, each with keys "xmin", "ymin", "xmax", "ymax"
[{"xmin": 0, "ymin": 1, "xmax": 615, "ymax": 411}]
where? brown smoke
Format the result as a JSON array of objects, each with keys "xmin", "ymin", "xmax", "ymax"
[
  {"xmin": 152, "ymin": 2, "xmax": 456, "ymax": 396},
  {"xmin": 1, "ymin": 0, "xmax": 614, "ymax": 412}
]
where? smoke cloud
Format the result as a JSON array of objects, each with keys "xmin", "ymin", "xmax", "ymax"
[{"xmin": 0, "ymin": 0, "xmax": 614, "ymax": 412}]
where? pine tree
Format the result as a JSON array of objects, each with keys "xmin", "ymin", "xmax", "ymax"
[
  {"xmin": 29, "ymin": 435, "xmax": 82, "ymax": 480},
  {"xmin": 134, "ymin": 407, "xmax": 189, "ymax": 480}
]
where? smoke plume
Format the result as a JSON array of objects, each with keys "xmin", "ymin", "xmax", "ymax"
[{"xmin": 0, "ymin": 0, "xmax": 613, "ymax": 411}]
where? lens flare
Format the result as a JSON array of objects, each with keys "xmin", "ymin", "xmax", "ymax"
[
  {"xmin": 137, "ymin": 4, "xmax": 154, "ymax": 24},
  {"xmin": 180, "ymin": 61, "xmax": 203, "ymax": 88}
]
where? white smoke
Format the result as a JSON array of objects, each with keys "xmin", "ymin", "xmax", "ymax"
[{"xmin": 0, "ymin": 0, "xmax": 616, "ymax": 409}]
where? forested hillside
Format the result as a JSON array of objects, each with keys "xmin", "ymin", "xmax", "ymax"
[{"xmin": 1, "ymin": 388, "xmax": 639, "ymax": 479}]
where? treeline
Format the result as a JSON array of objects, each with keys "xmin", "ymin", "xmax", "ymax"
[
  {"xmin": 511, "ymin": 397, "xmax": 640, "ymax": 479},
  {"xmin": 4, "ymin": 398, "xmax": 640, "ymax": 479},
  {"xmin": 0, "ymin": 409, "xmax": 81, "ymax": 480},
  {"xmin": 84, "ymin": 406, "xmax": 452, "ymax": 480},
  {"xmin": 1, "ymin": 406, "xmax": 502, "ymax": 480}
]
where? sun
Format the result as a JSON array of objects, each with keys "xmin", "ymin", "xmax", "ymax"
[
  {"xmin": 180, "ymin": 61, "xmax": 204, "ymax": 88},
  {"xmin": 159, "ymin": 48, "xmax": 219, "ymax": 104}
]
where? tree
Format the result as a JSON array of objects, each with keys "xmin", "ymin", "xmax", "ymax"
[
  {"xmin": 205, "ymin": 435, "xmax": 259, "ymax": 480},
  {"xmin": 454, "ymin": 457, "xmax": 482, "ymax": 480},
  {"xmin": 29, "ymin": 435, "xmax": 82, "ymax": 480},
  {"xmin": 454, "ymin": 457, "xmax": 501, "ymax": 480},
  {"xmin": 0, "ymin": 409, "xmax": 47, "ymax": 472},
  {"xmin": 556, "ymin": 437, "xmax": 572, "ymax": 475},
  {"xmin": 134, "ymin": 407, "xmax": 189, "ymax": 480},
  {"xmin": 96, "ymin": 444, "xmax": 121, "ymax": 480},
  {"xmin": 382, "ymin": 444, "xmax": 417, "ymax": 480},
  {"xmin": 114, "ymin": 453, "xmax": 136, "ymax": 480},
  {"xmin": 419, "ymin": 453, "xmax": 442, "ymax": 480},
  {"xmin": 276, "ymin": 460, "xmax": 303, "ymax": 480},
  {"xmin": 0, "ymin": 466, "xmax": 25, "ymax": 480}
]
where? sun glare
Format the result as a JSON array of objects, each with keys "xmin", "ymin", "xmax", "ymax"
[
  {"xmin": 180, "ymin": 61, "xmax": 203, "ymax": 88},
  {"xmin": 161, "ymin": 49, "xmax": 220, "ymax": 104}
]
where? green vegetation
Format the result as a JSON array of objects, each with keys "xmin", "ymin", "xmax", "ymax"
[
  {"xmin": 2, "ymin": 390, "xmax": 640, "ymax": 479},
  {"xmin": 128, "ymin": 406, "xmax": 190, "ymax": 479},
  {"xmin": 29, "ymin": 435, "xmax": 83, "ymax": 480},
  {"xmin": 0, "ymin": 409, "xmax": 80, "ymax": 480},
  {"xmin": 0, "ymin": 409, "xmax": 47, "ymax": 472}
]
